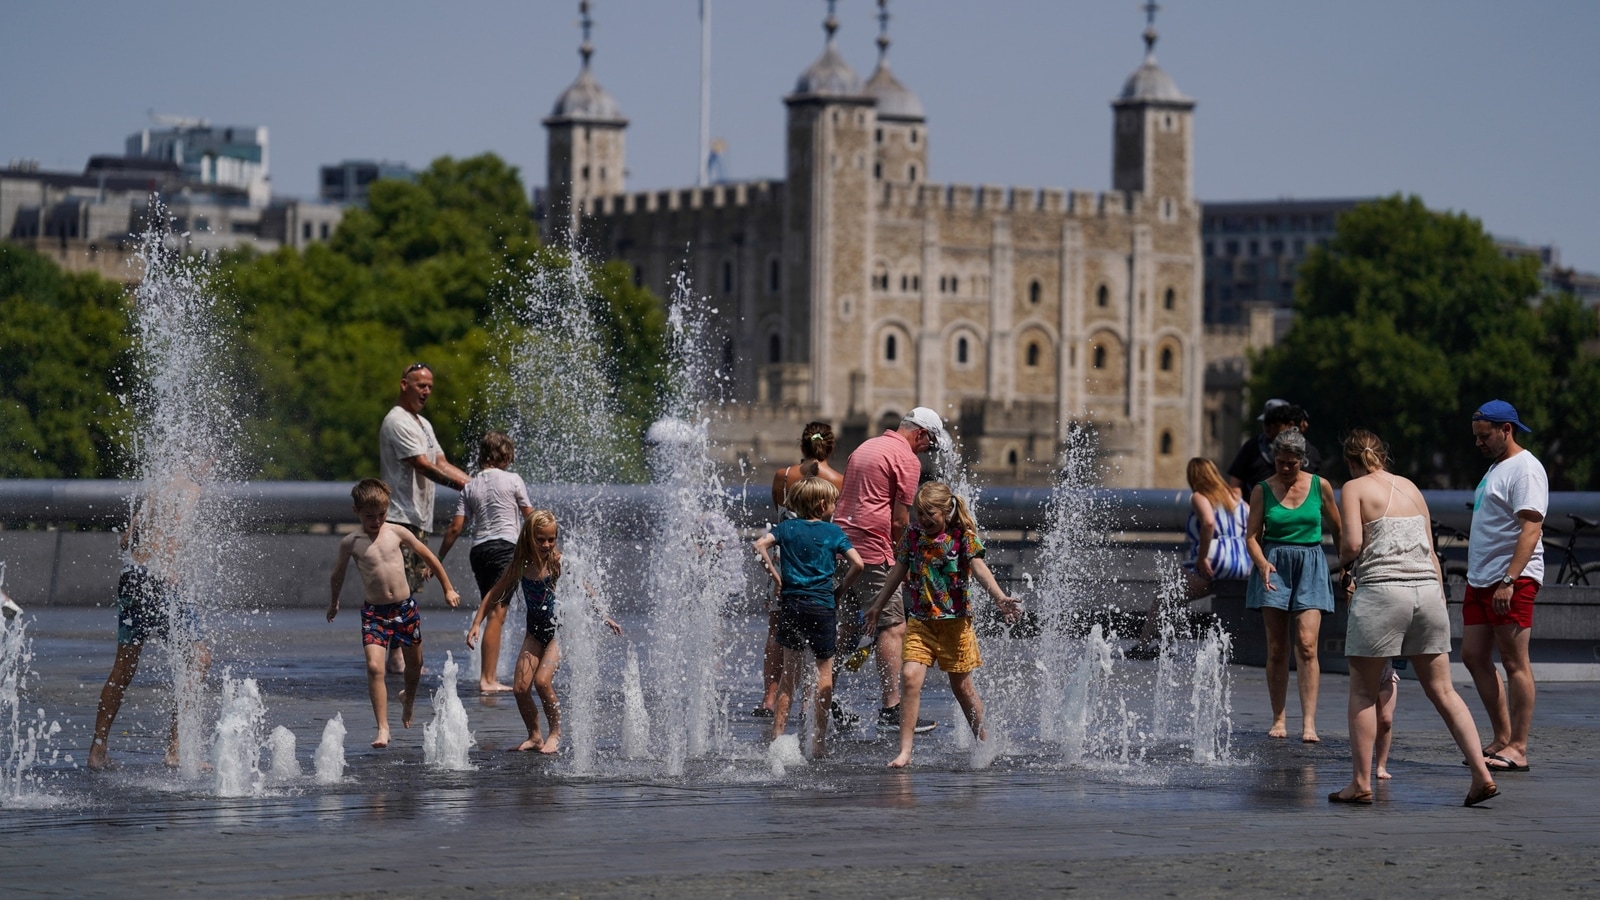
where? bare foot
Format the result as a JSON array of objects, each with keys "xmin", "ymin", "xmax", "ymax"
[
  {"xmin": 87, "ymin": 746, "xmax": 115, "ymax": 771},
  {"xmin": 1301, "ymin": 730, "xmax": 1320, "ymax": 744},
  {"xmin": 510, "ymin": 736, "xmax": 543, "ymax": 752},
  {"xmin": 372, "ymin": 728, "xmax": 390, "ymax": 749},
  {"xmin": 539, "ymin": 730, "xmax": 561, "ymax": 755},
  {"xmin": 887, "ymin": 752, "xmax": 911, "ymax": 768},
  {"xmin": 479, "ymin": 681, "xmax": 512, "ymax": 694},
  {"xmin": 976, "ymin": 724, "xmax": 988, "ymax": 742},
  {"xmin": 401, "ymin": 693, "xmax": 416, "ymax": 729},
  {"xmin": 1377, "ymin": 768, "xmax": 1392, "ymax": 780},
  {"xmin": 1267, "ymin": 724, "xmax": 1288, "ymax": 739}
]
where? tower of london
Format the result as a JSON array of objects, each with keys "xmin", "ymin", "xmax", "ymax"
[{"xmin": 542, "ymin": 3, "xmax": 1202, "ymax": 488}]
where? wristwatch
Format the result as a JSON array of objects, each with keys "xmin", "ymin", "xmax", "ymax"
[{"xmin": 1500, "ymin": 574, "xmax": 1516, "ymax": 586}]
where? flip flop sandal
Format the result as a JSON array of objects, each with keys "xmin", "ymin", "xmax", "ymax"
[
  {"xmin": 1465, "ymin": 783, "xmax": 1500, "ymax": 807},
  {"xmin": 1484, "ymin": 753, "xmax": 1529, "ymax": 772}
]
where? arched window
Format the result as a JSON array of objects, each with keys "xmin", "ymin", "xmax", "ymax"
[
  {"xmin": 956, "ymin": 336, "xmax": 969, "ymax": 365},
  {"xmin": 900, "ymin": 274, "xmax": 908, "ymax": 292},
  {"xmin": 768, "ymin": 334, "xmax": 781, "ymax": 364},
  {"xmin": 950, "ymin": 276, "xmax": 959, "ymax": 294},
  {"xmin": 722, "ymin": 260, "xmax": 733, "ymax": 294},
  {"xmin": 910, "ymin": 129, "xmax": 919, "ymax": 145},
  {"xmin": 912, "ymin": 275, "xmax": 921, "ymax": 291},
  {"xmin": 874, "ymin": 162, "xmax": 882, "ymax": 180},
  {"xmin": 1007, "ymin": 449, "xmax": 1019, "ymax": 466},
  {"xmin": 1160, "ymin": 347, "xmax": 1174, "ymax": 371},
  {"xmin": 768, "ymin": 259, "xmax": 781, "ymax": 292},
  {"xmin": 885, "ymin": 333, "xmax": 898, "ymax": 362},
  {"xmin": 1164, "ymin": 287, "xmax": 1176, "ymax": 310},
  {"xmin": 1096, "ymin": 285, "xmax": 1109, "ymax": 307},
  {"xmin": 1160, "ymin": 430, "xmax": 1174, "ymax": 455},
  {"xmin": 1092, "ymin": 345, "xmax": 1106, "ymax": 369},
  {"xmin": 908, "ymin": 164, "xmax": 918, "ymax": 182},
  {"xmin": 1026, "ymin": 342, "xmax": 1041, "ymax": 367},
  {"xmin": 1029, "ymin": 280, "xmax": 1042, "ymax": 305}
]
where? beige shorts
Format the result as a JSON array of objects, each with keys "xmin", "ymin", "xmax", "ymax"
[
  {"xmin": 390, "ymin": 522, "xmax": 431, "ymax": 594},
  {"xmin": 838, "ymin": 563, "xmax": 905, "ymax": 631},
  {"xmin": 1345, "ymin": 580, "xmax": 1452, "ymax": 658}
]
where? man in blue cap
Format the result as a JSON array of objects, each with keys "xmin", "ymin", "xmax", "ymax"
[{"xmin": 1463, "ymin": 399, "xmax": 1546, "ymax": 773}]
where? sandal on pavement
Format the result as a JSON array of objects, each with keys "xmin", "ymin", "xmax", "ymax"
[
  {"xmin": 1328, "ymin": 790, "xmax": 1373, "ymax": 805},
  {"xmin": 1464, "ymin": 783, "xmax": 1499, "ymax": 807}
]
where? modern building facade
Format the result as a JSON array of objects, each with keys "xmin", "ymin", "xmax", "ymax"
[
  {"xmin": 125, "ymin": 118, "xmax": 271, "ymax": 208},
  {"xmin": 544, "ymin": 4, "xmax": 1205, "ymax": 488},
  {"xmin": 319, "ymin": 159, "xmax": 417, "ymax": 206}
]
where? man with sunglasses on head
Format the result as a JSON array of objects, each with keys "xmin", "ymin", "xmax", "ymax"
[
  {"xmin": 1463, "ymin": 399, "xmax": 1546, "ymax": 775},
  {"xmin": 378, "ymin": 364, "xmax": 470, "ymax": 672}
]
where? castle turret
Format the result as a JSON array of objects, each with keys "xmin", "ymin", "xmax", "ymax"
[
  {"xmin": 864, "ymin": 0, "xmax": 926, "ymax": 186},
  {"xmin": 1111, "ymin": 2, "xmax": 1195, "ymax": 204},
  {"xmin": 783, "ymin": 1, "xmax": 875, "ymax": 417},
  {"xmin": 544, "ymin": 1, "xmax": 627, "ymax": 242}
]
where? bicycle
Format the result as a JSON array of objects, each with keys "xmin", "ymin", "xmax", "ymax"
[
  {"xmin": 1429, "ymin": 520, "xmax": 1470, "ymax": 591},
  {"xmin": 1544, "ymin": 514, "xmax": 1600, "ymax": 585}
]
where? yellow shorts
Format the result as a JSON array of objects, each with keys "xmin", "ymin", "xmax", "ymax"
[{"xmin": 903, "ymin": 616, "xmax": 982, "ymax": 674}]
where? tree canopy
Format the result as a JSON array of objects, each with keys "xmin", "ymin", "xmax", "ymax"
[
  {"xmin": 0, "ymin": 153, "xmax": 669, "ymax": 483},
  {"xmin": 1249, "ymin": 194, "xmax": 1600, "ymax": 488}
]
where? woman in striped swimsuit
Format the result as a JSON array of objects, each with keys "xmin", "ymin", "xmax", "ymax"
[{"xmin": 1130, "ymin": 458, "xmax": 1252, "ymax": 658}]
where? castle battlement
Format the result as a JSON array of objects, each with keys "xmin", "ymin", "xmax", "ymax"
[
  {"xmin": 875, "ymin": 182, "xmax": 1135, "ymax": 218},
  {"xmin": 585, "ymin": 180, "xmax": 780, "ymax": 217}
]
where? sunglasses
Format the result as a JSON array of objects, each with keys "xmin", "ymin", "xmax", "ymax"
[{"xmin": 404, "ymin": 362, "xmax": 431, "ymax": 375}]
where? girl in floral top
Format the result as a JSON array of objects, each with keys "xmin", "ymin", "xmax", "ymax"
[{"xmin": 868, "ymin": 482, "xmax": 1021, "ymax": 768}]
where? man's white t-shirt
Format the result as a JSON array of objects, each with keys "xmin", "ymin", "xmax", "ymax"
[
  {"xmin": 454, "ymin": 468, "xmax": 531, "ymax": 546},
  {"xmin": 380, "ymin": 405, "xmax": 442, "ymax": 529},
  {"xmin": 1467, "ymin": 449, "xmax": 1549, "ymax": 587}
]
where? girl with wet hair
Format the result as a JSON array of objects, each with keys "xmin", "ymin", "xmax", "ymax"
[
  {"xmin": 467, "ymin": 511, "xmax": 621, "ymax": 754},
  {"xmin": 1329, "ymin": 429, "xmax": 1498, "ymax": 806}
]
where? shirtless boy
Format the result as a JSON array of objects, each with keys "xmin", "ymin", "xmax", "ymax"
[{"xmin": 329, "ymin": 479, "xmax": 461, "ymax": 748}]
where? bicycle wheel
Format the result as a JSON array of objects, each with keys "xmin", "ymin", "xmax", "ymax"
[{"xmin": 1570, "ymin": 561, "xmax": 1600, "ymax": 586}]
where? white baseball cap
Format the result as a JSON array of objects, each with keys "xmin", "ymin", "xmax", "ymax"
[{"xmin": 903, "ymin": 406, "xmax": 947, "ymax": 449}]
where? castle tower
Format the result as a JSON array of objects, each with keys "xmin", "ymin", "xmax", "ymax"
[
  {"xmin": 863, "ymin": 0, "xmax": 926, "ymax": 187},
  {"xmin": 782, "ymin": 2, "xmax": 875, "ymax": 418},
  {"xmin": 543, "ymin": 1, "xmax": 627, "ymax": 242},
  {"xmin": 1111, "ymin": 2, "xmax": 1195, "ymax": 203}
]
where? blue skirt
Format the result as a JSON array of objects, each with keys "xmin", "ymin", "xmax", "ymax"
[{"xmin": 1245, "ymin": 542, "xmax": 1335, "ymax": 613}]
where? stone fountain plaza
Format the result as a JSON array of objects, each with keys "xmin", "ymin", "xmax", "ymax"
[{"xmin": 2, "ymin": 598, "xmax": 1598, "ymax": 897}]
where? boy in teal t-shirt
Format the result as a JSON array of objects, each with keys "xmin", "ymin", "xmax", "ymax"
[{"xmin": 754, "ymin": 477, "xmax": 864, "ymax": 757}]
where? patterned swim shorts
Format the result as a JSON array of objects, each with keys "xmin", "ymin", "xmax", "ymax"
[{"xmin": 361, "ymin": 596, "xmax": 422, "ymax": 648}]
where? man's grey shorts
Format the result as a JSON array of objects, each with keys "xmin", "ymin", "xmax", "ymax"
[{"xmin": 837, "ymin": 562, "xmax": 905, "ymax": 631}]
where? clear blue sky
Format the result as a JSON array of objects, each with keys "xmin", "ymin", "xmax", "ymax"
[{"xmin": 4, "ymin": 1, "xmax": 1596, "ymax": 271}]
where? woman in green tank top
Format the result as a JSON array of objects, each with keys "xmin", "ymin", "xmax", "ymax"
[{"xmin": 1245, "ymin": 428, "xmax": 1343, "ymax": 744}]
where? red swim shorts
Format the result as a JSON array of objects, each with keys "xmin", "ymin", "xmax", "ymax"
[{"xmin": 1462, "ymin": 578, "xmax": 1538, "ymax": 629}]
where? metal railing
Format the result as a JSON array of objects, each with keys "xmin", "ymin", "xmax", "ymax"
[{"xmin": 6, "ymin": 479, "xmax": 1599, "ymax": 533}]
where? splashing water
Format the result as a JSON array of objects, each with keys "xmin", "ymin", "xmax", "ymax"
[
  {"xmin": 767, "ymin": 733, "xmax": 805, "ymax": 778},
  {"xmin": 620, "ymin": 644, "xmax": 650, "ymax": 760},
  {"xmin": 486, "ymin": 247, "xmax": 624, "ymax": 767},
  {"xmin": 423, "ymin": 652, "xmax": 476, "ymax": 771},
  {"xmin": 268, "ymin": 725, "xmax": 300, "ymax": 783},
  {"xmin": 213, "ymin": 676, "xmax": 266, "ymax": 797},
  {"xmin": 1149, "ymin": 562, "xmax": 1191, "ymax": 739},
  {"xmin": 1058, "ymin": 624, "xmax": 1116, "ymax": 764},
  {"xmin": 128, "ymin": 209, "xmax": 248, "ymax": 779},
  {"xmin": 1190, "ymin": 623, "xmax": 1233, "ymax": 764},
  {"xmin": 642, "ymin": 270, "xmax": 740, "ymax": 776},
  {"xmin": 314, "ymin": 714, "xmax": 347, "ymax": 784},
  {"xmin": 0, "ymin": 612, "xmax": 63, "ymax": 808}
]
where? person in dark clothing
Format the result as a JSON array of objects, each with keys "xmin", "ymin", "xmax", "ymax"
[{"xmin": 1227, "ymin": 401, "xmax": 1322, "ymax": 489}]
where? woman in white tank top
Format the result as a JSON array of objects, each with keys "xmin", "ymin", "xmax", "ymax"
[{"xmin": 1330, "ymin": 429, "xmax": 1497, "ymax": 807}]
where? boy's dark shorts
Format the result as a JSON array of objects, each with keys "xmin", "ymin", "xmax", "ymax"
[
  {"xmin": 469, "ymin": 539, "xmax": 516, "ymax": 598},
  {"xmin": 116, "ymin": 565, "xmax": 198, "ymax": 646},
  {"xmin": 362, "ymin": 596, "xmax": 422, "ymax": 648},
  {"xmin": 775, "ymin": 601, "xmax": 837, "ymax": 661}
]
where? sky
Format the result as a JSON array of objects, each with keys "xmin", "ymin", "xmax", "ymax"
[{"xmin": 4, "ymin": 1, "xmax": 1597, "ymax": 271}]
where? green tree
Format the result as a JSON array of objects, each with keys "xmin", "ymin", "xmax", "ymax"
[
  {"xmin": 1249, "ymin": 195, "xmax": 1571, "ymax": 487},
  {"xmin": 0, "ymin": 246, "xmax": 132, "ymax": 477},
  {"xmin": 213, "ymin": 152, "xmax": 667, "ymax": 481}
]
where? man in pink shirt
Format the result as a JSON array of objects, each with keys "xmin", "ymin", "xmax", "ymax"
[{"xmin": 835, "ymin": 407, "xmax": 946, "ymax": 733}]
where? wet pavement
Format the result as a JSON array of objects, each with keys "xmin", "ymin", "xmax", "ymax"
[{"xmin": 3, "ymin": 607, "xmax": 1599, "ymax": 897}]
